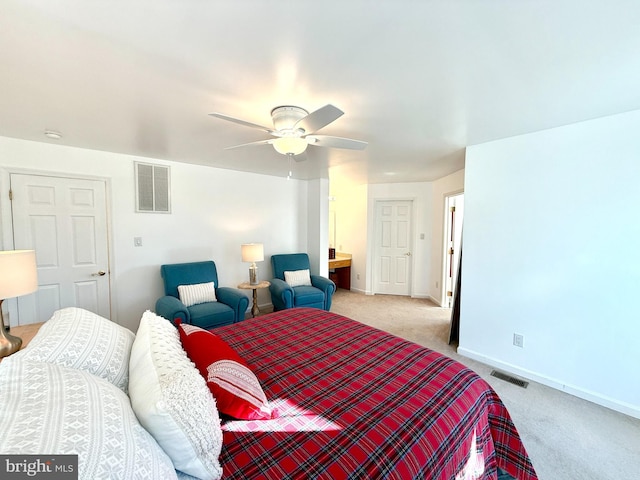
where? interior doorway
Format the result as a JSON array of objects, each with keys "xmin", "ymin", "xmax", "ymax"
[{"xmin": 442, "ymin": 193, "xmax": 464, "ymax": 307}]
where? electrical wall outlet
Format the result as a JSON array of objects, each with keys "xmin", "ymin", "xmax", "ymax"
[
  {"xmin": 134, "ymin": 237, "xmax": 143, "ymax": 247},
  {"xmin": 356, "ymin": 273, "xmax": 361, "ymax": 280},
  {"xmin": 513, "ymin": 333, "xmax": 524, "ymax": 348}
]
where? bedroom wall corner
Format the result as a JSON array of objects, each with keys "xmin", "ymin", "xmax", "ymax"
[{"xmin": 459, "ymin": 109, "xmax": 640, "ymax": 418}]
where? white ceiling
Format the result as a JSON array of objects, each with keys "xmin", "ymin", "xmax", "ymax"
[{"xmin": 1, "ymin": 1, "xmax": 639, "ymax": 184}]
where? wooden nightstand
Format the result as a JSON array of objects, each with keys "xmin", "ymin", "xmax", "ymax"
[
  {"xmin": 238, "ymin": 281, "xmax": 270, "ymax": 318},
  {"xmin": 0, "ymin": 322, "xmax": 44, "ymax": 361},
  {"xmin": 8, "ymin": 322, "xmax": 44, "ymax": 349}
]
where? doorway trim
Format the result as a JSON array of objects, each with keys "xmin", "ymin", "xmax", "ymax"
[
  {"xmin": 441, "ymin": 190, "xmax": 464, "ymax": 307},
  {"xmin": 0, "ymin": 167, "xmax": 116, "ymax": 326}
]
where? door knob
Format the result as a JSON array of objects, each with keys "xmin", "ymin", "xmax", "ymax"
[
  {"xmin": 405, "ymin": 252, "xmax": 411, "ymax": 256},
  {"xmin": 92, "ymin": 270, "xmax": 106, "ymax": 276}
]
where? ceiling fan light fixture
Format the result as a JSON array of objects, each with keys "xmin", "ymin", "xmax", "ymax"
[
  {"xmin": 272, "ymin": 137, "xmax": 307, "ymax": 156},
  {"xmin": 211, "ymin": 104, "xmax": 366, "ymax": 155}
]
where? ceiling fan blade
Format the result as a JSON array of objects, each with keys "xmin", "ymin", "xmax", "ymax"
[
  {"xmin": 294, "ymin": 104, "xmax": 344, "ymax": 134},
  {"xmin": 209, "ymin": 112, "xmax": 274, "ymax": 134},
  {"xmin": 224, "ymin": 139, "xmax": 273, "ymax": 150},
  {"xmin": 307, "ymin": 135, "xmax": 367, "ymax": 150}
]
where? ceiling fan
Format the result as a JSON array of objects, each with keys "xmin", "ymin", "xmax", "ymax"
[{"xmin": 208, "ymin": 104, "xmax": 367, "ymax": 158}]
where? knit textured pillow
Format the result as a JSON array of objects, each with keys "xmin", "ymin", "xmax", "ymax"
[
  {"xmin": 178, "ymin": 282, "xmax": 217, "ymax": 307},
  {"xmin": 177, "ymin": 322, "xmax": 273, "ymax": 421},
  {"xmin": 129, "ymin": 311, "xmax": 223, "ymax": 480}
]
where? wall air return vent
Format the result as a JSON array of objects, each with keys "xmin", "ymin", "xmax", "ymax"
[
  {"xmin": 490, "ymin": 370, "xmax": 529, "ymax": 389},
  {"xmin": 135, "ymin": 162, "xmax": 171, "ymax": 213}
]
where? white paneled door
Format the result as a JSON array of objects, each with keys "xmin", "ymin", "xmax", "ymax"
[
  {"xmin": 10, "ymin": 174, "xmax": 110, "ymax": 324},
  {"xmin": 373, "ymin": 200, "xmax": 413, "ymax": 295}
]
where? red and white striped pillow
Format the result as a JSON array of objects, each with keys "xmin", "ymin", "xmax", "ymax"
[{"xmin": 177, "ymin": 322, "xmax": 273, "ymax": 421}]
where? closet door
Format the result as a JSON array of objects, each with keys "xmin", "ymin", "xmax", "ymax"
[{"xmin": 10, "ymin": 173, "xmax": 110, "ymax": 324}]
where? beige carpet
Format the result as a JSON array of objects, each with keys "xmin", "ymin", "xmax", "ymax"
[{"xmin": 330, "ymin": 290, "xmax": 640, "ymax": 480}]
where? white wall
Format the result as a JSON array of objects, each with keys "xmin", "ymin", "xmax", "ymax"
[
  {"xmin": 0, "ymin": 136, "xmax": 308, "ymax": 332},
  {"xmin": 367, "ymin": 182, "xmax": 433, "ymax": 297},
  {"xmin": 460, "ymin": 110, "xmax": 640, "ymax": 418},
  {"xmin": 430, "ymin": 169, "xmax": 465, "ymax": 304},
  {"xmin": 329, "ymin": 170, "xmax": 368, "ymax": 293},
  {"xmin": 307, "ymin": 178, "xmax": 330, "ymax": 277}
]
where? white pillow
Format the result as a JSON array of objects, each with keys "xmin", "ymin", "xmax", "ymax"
[
  {"xmin": 178, "ymin": 282, "xmax": 217, "ymax": 307},
  {"xmin": 0, "ymin": 358, "xmax": 177, "ymax": 479},
  {"xmin": 284, "ymin": 269, "xmax": 312, "ymax": 287},
  {"xmin": 129, "ymin": 311, "xmax": 223, "ymax": 480},
  {"xmin": 15, "ymin": 307, "xmax": 134, "ymax": 392}
]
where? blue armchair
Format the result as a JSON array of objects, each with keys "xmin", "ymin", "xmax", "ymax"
[
  {"xmin": 269, "ymin": 253, "xmax": 336, "ymax": 311},
  {"xmin": 155, "ymin": 261, "xmax": 249, "ymax": 329}
]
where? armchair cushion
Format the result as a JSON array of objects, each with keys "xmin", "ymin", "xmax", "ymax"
[
  {"xmin": 188, "ymin": 301, "xmax": 234, "ymax": 329},
  {"xmin": 292, "ymin": 285, "xmax": 325, "ymax": 306},
  {"xmin": 161, "ymin": 261, "xmax": 220, "ymax": 298}
]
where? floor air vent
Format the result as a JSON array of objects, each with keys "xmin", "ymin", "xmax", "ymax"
[{"xmin": 490, "ymin": 370, "xmax": 529, "ymax": 389}]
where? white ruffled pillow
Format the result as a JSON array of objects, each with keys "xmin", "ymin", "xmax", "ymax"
[
  {"xmin": 284, "ymin": 269, "xmax": 312, "ymax": 287},
  {"xmin": 129, "ymin": 311, "xmax": 223, "ymax": 480},
  {"xmin": 178, "ymin": 282, "xmax": 217, "ymax": 307},
  {"xmin": 15, "ymin": 307, "xmax": 134, "ymax": 392}
]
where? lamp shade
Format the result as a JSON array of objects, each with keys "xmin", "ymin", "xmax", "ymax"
[
  {"xmin": 272, "ymin": 137, "xmax": 307, "ymax": 156},
  {"xmin": 0, "ymin": 250, "xmax": 38, "ymax": 300},
  {"xmin": 241, "ymin": 243, "xmax": 264, "ymax": 263}
]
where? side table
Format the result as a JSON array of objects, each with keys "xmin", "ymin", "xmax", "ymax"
[
  {"xmin": 0, "ymin": 322, "xmax": 44, "ymax": 362},
  {"xmin": 238, "ymin": 281, "xmax": 270, "ymax": 318}
]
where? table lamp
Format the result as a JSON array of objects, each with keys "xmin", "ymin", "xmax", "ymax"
[
  {"xmin": 0, "ymin": 250, "xmax": 38, "ymax": 358},
  {"xmin": 241, "ymin": 243, "xmax": 264, "ymax": 285}
]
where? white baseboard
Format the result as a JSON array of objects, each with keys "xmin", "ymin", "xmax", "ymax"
[
  {"xmin": 458, "ymin": 347, "xmax": 640, "ymax": 420},
  {"xmin": 243, "ymin": 302, "xmax": 274, "ymax": 319},
  {"xmin": 341, "ymin": 287, "xmax": 366, "ymax": 294},
  {"xmin": 259, "ymin": 302, "xmax": 274, "ymax": 313},
  {"xmin": 410, "ymin": 293, "xmax": 430, "ymax": 299},
  {"xmin": 426, "ymin": 295, "xmax": 444, "ymax": 306},
  {"xmin": 335, "ymin": 289, "xmax": 443, "ymax": 307}
]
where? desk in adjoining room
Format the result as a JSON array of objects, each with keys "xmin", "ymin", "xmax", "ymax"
[{"xmin": 329, "ymin": 254, "xmax": 351, "ymax": 290}]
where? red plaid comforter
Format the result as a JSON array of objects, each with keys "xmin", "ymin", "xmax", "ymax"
[{"xmin": 215, "ymin": 308, "xmax": 537, "ymax": 480}]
